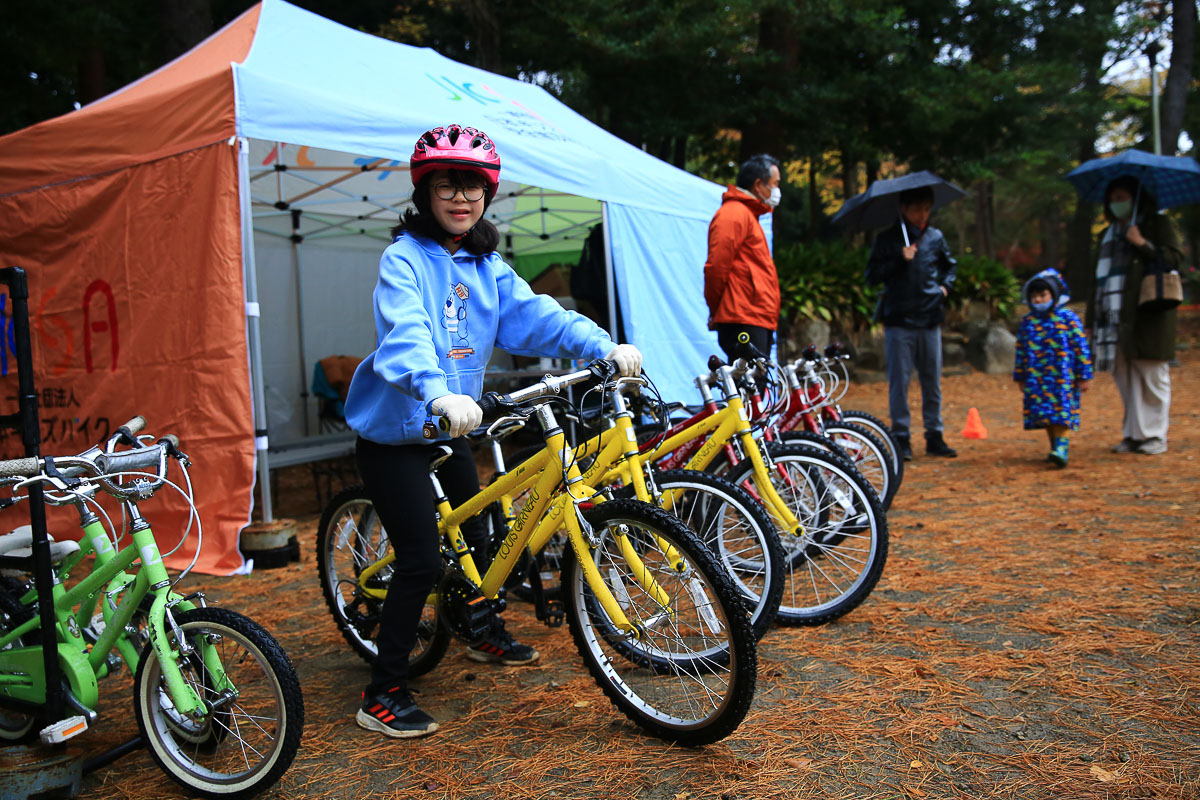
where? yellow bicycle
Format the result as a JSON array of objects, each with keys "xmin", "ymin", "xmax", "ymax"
[{"xmin": 317, "ymin": 361, "xmax": 758, "ymax": 745}]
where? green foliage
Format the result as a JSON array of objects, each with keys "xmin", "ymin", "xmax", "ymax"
[
  {"xmin": 774, "ymin": 241, "xmax": 878, "ymax": 332},
  {"xmin": 947, "ymin": 253, "xmax": 1023, "ymax": 320}
]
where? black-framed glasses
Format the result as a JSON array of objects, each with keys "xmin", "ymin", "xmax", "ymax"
[{"xmin": 432, "ymin": 183, "xmax": 485, "ymax": 202}]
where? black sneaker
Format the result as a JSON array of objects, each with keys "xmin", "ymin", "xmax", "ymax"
[
  {"xmin": 467, "ymin": 617, "xmax": 540, "ymax": 665},
  {"xmin": 894, "ymin": 433, "xmax": 914, "ymax": 462},
  {"xmin": 925, "ymin": 431, "xmax": 958, "ymax": 458},
  {"xmin": 356, "ymin": 686, "xmax": 438, "ymax": 738}
]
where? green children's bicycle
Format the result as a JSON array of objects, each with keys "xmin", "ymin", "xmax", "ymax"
[{"xmin": 0, "ymin": 417, "xmax": 304, "ymax": 798}]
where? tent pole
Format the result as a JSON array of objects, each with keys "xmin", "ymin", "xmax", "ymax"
[
  {"xmin": 238, "ymin": 137, "xmax": 274, "ymax": 523},
  {"xmin": 600, "ymin": 202, "xmax": 619, "ymax": 342},
  {"xmin": 291, "ymin": 209, "xmax": 311, "ymax": 437}
]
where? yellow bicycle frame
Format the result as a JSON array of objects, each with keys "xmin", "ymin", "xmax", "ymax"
[{"xmin": 357, "ymin": 422, "xmax": 674, "ymax": 636}]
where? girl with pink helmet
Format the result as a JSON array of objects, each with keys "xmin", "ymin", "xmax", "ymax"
[{"xmin": 343, "ymin": 124, "xmax": 642, "ymax": 739}]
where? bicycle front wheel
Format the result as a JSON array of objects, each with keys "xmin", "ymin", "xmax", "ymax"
[
  {"xmin": 562, "ymin": 499, "xmax": 757, "ymax": 746},
  {"xmin": 837, "ymin": 410, "xmax": 904, "ymax": 497},
  {"xmin": 133, "ymin": 608, "xmax": 304, "ymax": 799}
]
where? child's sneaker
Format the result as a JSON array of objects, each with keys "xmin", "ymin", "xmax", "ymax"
[
  {"xmin": 467, "ymin": 617, "xmax": 540, "ymax": 665},
  {"xmin": 1048, "ymin": 437, "xmax": 1069, "ymax": 468},
  {"xmin": 357, "ymin": 686, "xmax": 438, "ymax": 738}
]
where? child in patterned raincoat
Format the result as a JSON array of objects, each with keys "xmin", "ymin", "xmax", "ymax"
[{"xmin": 1013, "ymin": 268, "xmax": 1093, "ymax": 467}]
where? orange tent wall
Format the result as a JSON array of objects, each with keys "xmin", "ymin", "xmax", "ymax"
[{"xmin": 0, "ymin": 8, "xmax": 261, "ymax": 574}]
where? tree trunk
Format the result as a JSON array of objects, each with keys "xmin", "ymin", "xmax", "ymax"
[
  {"xmin": 809, "ymin": 159, "xmax": 821, "ymax": 242},
  {"xmin": 462, "ymin": 0, "xmax": 503, "ymax": 73},
  {"xmin": 1160, "ymin": 0, "xmax": 1196, "ymax": 155},
  {"xmin": 840, "ymin": 151, "xmax": 858, "ymax": 201},
  {"xmin": 159, "ymin": 0, "xmax": 213, "ymax": 64},
  {"xmin": 672, "ymin": 136, "xmax": 687, "ymax": 169},
  {"xmin": 974, "ymin": 180, "xmax": 994, "ymax": 258},
  {"xmin": 76, "ymin": 45, "xmax": 106, "ymax": 106},
  {"xmin": 739, "ymin": 5, "xmax": 798, "ymax": 161}
]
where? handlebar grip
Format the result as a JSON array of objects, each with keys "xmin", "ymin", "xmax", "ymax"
[
  {"xmin": 736, "ymin": 340, "xmax": 766, "ymax": 361},
  {"xmin": 707, "ymin": 355, "xmax": 726, "ymax": 372},
  {"xmin": 96, "ymin": 446, "xmax": 165, "ymax": 475},
  {"xmin": 0, "ymin": 457, "xmax": 40, "ymax": 478},
  {"xmin": 801, "ymin": 344, "xmax": 820, "ymax": 361},
  {"xmin": 116, "ymin": 416, "xmax": 146, "ymax": 437},
  {"xmin": 477, "ymin": 392, "xmax": 502, "ymax": 417},
  {"xmin": 158, "ymin": 434, "xmax": 180, "ymax": 449}
]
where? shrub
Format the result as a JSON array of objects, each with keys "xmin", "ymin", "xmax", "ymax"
[
  {"xmin": 947, "ymin": 253, "xmax": 1022, "ymax": 320},
  {"xmin": 774, "ymin": 241, "xmax": 878, "ymax": 333}
]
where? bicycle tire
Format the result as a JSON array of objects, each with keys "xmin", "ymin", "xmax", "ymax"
[
  {"xmin": 652, "ymin": 469, "xmax": 783, "ymax": 640},
  {"xmin": 562, "ymin": 498, "xmax": 757, "ymax": 746},
  {"xmin": 837, "ymin": 410, "xmax": 904, "ymax": 497},
  {"xmin": 725, "ymin": 444, "xmax": 888, "ymax": 626},
  {"xmin": 0, "ymin": 576, "xmax": 36, "ymax": 742},
  {"xmin": 817, "ymin": 421, "xmax": 896, "ymax": 510},
  {"xmin": 316, "ymin": 485, "xmax": 450, "ymax": 676},
  {"xmin": 133, "ymin": 607, "xmax": 304, "ymax": 799}
]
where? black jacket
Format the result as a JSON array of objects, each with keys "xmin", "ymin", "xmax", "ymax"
[{"xmin": 866, "ymin": 221, "xmax": 958, "ymax": 328}]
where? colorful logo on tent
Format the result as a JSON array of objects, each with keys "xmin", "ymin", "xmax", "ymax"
[{"xmin": 426, "ymin": 74, "xmax": 569, "ymax": 143}]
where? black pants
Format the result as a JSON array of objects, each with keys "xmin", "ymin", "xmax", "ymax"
[
  {"xmin": 355, "ymin": 436, "xmax": 491, "ymax": 693},
  {"xmin": 715, "ymin": 323, "xmax": 775, "ymax": 364}
]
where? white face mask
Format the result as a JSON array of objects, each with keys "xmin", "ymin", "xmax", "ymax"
[
  {"xmin": 1031, "ymin": 300, "xmax": 1053, "ymax": 314},
  {"xmin": 763, "ymin": 186, "xmax": 781, "ymax": 209}
]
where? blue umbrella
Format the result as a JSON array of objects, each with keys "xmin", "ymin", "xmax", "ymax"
[
  {"xmin": 831, "ymin": 170, "xmax": 967, "ymax": 245},
  {"xmin": 1064, "ymin": 149, "xmax": 1200, "ymax": 210}
]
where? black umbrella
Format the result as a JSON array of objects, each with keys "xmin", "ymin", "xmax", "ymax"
[{"xmin": 831, "ymin": 170, "xmax": 967, "ymax": 245}]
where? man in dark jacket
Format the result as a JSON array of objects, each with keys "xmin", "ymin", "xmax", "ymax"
[{"xmin": 866, "ymin": 186, "xmax": 958, "ymax": 459}]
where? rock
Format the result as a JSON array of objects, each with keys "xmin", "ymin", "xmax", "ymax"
[
  {"xmin": 943, "ymin": 341, "xmax": 967, "ymax": 367},
  {"xmin": 964, "ymin": 300, "xmax": 992, "ymax": 322},
  {"xmin": 967, "ymin": 323, "xmax": 1016, "ymax": 374},
  {"xmin": 785, "ymin": 318, "xmax": 831, "ymax": 356}
]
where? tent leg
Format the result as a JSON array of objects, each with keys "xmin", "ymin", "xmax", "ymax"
[
  {"xmin": 600, "ymin": 202, "xmax": 619, "ymax": 342},
  {"xmin": 239, "ymin": 137, "xmax": 274, "ymax": 523}
]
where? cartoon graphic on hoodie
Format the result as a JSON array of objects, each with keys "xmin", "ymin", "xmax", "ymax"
[{"xmin": 442, "ymin": 282, "xmax": 474, "ymax": 359}]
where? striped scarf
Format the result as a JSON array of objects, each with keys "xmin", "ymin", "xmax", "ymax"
[{"xmin": 1092, "ymin": 225, "xmax": 1129, "ymax": 372}]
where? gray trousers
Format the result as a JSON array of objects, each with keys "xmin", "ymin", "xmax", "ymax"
[
  {"xmin": 1113, "ymin": 352, "xmax": 1170, "ymax": 442},
  {"xmin": 885, "ymin": 325, "xmax": 943, "ymax": 435}
]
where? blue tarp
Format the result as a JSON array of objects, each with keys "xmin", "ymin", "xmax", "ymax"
[{"xmin": 232, "ymin": 0, "xmax": 768, "ymax": 401}]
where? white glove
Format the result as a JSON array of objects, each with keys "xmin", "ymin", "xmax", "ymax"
[
  {"xmin": 430, "ymin": 394, "xmax": 483, "ymax": 438},
  {"xmin": 605, "ymin": 344, "xmax": 643, "ymax": 378}
]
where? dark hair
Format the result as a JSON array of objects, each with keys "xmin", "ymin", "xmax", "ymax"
[
  {"xmin": 736, "ymin": 154, "xmax": 780, "ymax": 191},
  {"xmin": 899, "ymin": 186, "xmax": 935, "ymax": 207},
  {"xmin": 392, "ymin": 170, "xmax": 500, "ymax": 255},
  {"xmin": 1103, "ymin": 176, "xmax": 1157, "ymax": 223},
  {"xmin": 1027, "ymin": 279, "xmax": 1051, "ymax": 297}
]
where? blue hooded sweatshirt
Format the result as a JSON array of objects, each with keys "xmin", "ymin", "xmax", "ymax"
[{"xmin": 345, "ymin": 232, "xmax": 617, "ymax": 445}]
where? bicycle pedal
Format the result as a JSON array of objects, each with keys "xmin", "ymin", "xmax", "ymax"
[
  {"xmin": 39, "ymin": 716, "xmax": 88, "ymax": 745},
  {"xmin": 541, "ymin": 600, "xmax": 564, "ymax": 628}
]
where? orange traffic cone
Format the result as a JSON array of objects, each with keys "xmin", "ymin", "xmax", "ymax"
[{"xmin": 961, "ymin": 407, "xmax": 987, "ymax": 439}]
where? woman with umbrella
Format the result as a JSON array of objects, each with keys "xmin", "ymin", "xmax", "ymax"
[
  {"xmin": 1082, "ymin": 176, "xmax": 1182, "ymax": 455},
  {"xmin": 1067, "ymin": 149, "xmax": 1197, "ymax": 456}
]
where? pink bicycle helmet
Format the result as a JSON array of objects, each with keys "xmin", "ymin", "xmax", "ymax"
[{"xmin": 409, "ymin": 124, "xmax": 501, "ymax": 201}]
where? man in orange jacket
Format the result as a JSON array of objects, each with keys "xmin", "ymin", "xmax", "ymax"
[{"xmin": 704, "ymin": 154, "xmax": 782, "ymax": 362}]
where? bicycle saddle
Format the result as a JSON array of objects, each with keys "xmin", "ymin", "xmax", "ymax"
[{"xmin": 0, "ymin": 524, "xmax": 80, "ymax": 564}]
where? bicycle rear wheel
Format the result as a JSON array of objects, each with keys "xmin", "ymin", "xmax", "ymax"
[
  {"xmin": 726, "ymin": 444, "xmax": 888, "ymax": 625},
  {"xmin": 133, "ymin": 608, "xmax": 303, "ymax": 799},
  {"xmin": 562, "ymin": 499, "xmax": 757, "ymax": 746},
  {"xmin": 652, "ymin": 469, "xmax": 783, "ymax": 640},
  {"xmin": 316, "ymin": 486, "xmax": 450, "ymax": 676}
]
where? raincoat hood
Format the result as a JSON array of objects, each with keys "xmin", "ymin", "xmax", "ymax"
[{"xmin": 1022, "ymin": 267, "xmax": 1070, "ymax": 314}]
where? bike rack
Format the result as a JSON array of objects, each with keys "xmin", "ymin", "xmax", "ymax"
[{"xmin": 0, "ymin": 267, "xmax": 142, "ymax": 798}]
